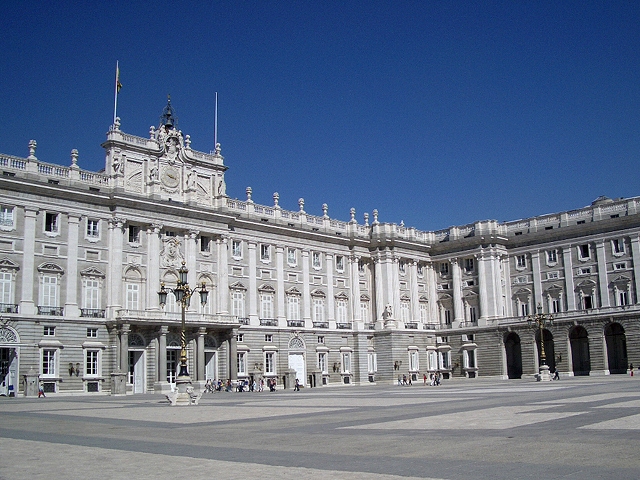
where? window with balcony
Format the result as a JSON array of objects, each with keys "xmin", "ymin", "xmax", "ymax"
[
  {"xmin": 464, "ymin": 258, "xmax": 474, "ymax": 272},
  {"xmin": 312, "ymin": 252, "xmax": 321, "ymax": 269},
  {"xmin": 335, "ymin": 255, "xmax": 344, "ymax": 272},
  {"xmin": 336, "ymin": 298, "xmax": 348, "ymax": 323},
  {"xmin": 547, "ymin": 249, "xmax": 558, "ymax": 264},
  {"xmin": 516, "ymin": 255, "xmax": 526, "ymax": 269},
  {"xmin": 41, "ymin": 349, "xmax": 57, "ymax": 378},
  {"xmin": 612, "ymin": 238, "xmax": 625, "ymax": 255},
  {"xmin": 200, "ymin": 236, "xmax": 211, "ymax": 253},
  {"xmin": 264, "ymin": 352, "xmax": 275, "ymax": 375}
]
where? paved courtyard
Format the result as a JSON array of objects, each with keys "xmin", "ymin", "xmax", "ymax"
[{"xmin": 1, "ymin": 376, "xmax": 640, "ymax": 479}]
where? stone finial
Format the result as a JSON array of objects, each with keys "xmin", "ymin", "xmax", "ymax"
[
  {"xmin": 114, "ymin": 117, "xmax": 121, "ymax": 130},
  {"xmin": 185, "ymin": 135, "xmax": 191, "ymax": 149},
  {"xmin": 28, "ymin": 140, "xmax": 37, "ymax": 159},
  {"xmin": 400, "ymin": 220, "xmax": 404, "ymax": 227},
  {"xmin": 149, "ymin": 126, "xmax": 156, "ymax": 138},
  {"xmin": 215, "ymin": 143, "xmax": 221, "ymax": 155},
  {"xmin": 298, "ymin": 198, "xmax": 305, "ymax": 213},
  {"xmin": 372, "ymin": 209, "xmax": 379, "ymax": 224},
  {"xmin": 71, "ymin": 149, "xmax": 78, "ymax": 166},
  {"xmin": 364, "ymin": 212, "xmax": 369, "ymax": 226},
  {"xmin": 246, "ymin": 187, "xmax": 253, "ymax": 203},
  {"xmin": 323, "ymin": 203, "xmax": 329, "ymax": 218},
  {"xmin": 273, "ymin": 192, "xmax": 280, "ymax": 207},
  {"xmin": 350, "ymin": 207, "xmax": 356, "ymax": 222}
]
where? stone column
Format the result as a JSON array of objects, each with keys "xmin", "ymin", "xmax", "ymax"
[
  {"xmin": 391, "ymin": 255, "xmax": 400, "ymax": 319},
  {"xmin": 477, "ymin": 252, "xmax": 488, "ymax": 322},
  {"xmin": 20, "ymin": 207, "xmax": 38, "ymax": 315},
  {"xmin": 374, "ymin": 254, "xmax": 384, "ymax": 321},
  {"xmin": 197, "ymin": 327, "xmax": 206, "ymax": 381},
  {"xmin": 107, "ymin": 218, "xmax": 125, "ymax": 317},
  {"xmin": 595, "ymin": 240, "xmax": 610, "ymax": 308},
  {"xmin": 410, "ymin": 261, "xmax": 419, "ymax": 323},
  {"xmin": 65, "ymin": 214, "xmax": 81, "ymax": 317},
  {"xmin": 631, "ymin": 235, "xmax": 640, "ymax": 304},
  {"xmin": 531, "ymin": 251, "xmax": 543, "ymax": 308},
  {"xmin": 326, "ymin": 254, "xmax": 335, "ymax": 322},
  {"xmin": 451, "ymin": 259, "xmax": 464, "ymax": 324},
  {"xmin": 501, "ymin": 254, "xmax": 513, "ymax": 317},
  {"xmin": 248, "ymin": 242, "xmax": 258, "ymax": 324},
  {"xmin": 119, "ymin": 324, "xmax": 130, "ymax": 372},
  {"xmin": 492, "ymin": 252, "xmax": 505, "ymax": 318},
  {"xmin": 146, "ymin": 224, "xmax": 161, "ymax": 311},
  {"xmin": 218, "ymin": 236, "xmax": 229, "ymax": 314},
  {"xmin": 158, "ymin": 326, "xmax": 168, "ymax": 382},
  {"xmin": 302, "ymin": 250, "xmax": 311, "ymax": 326},
  {"xmin": 427, "ymin": 262, "xmax": 438, "ymax": 324},
  {"xmin": 350, "ymin": 255, "xmax": 361, "ymax": 323},
  {"xmin": 229, "ymin": 333, "xmax": 238, "ymax": 381},
  {"xmin": 276, "ymin": 245, "xmax": 285, "ymax": 325},
  {"xmin": 563, "ymin": 246, "xmax": 576, "ymax": 311}
]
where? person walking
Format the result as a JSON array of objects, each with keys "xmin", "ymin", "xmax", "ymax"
[
  {"xmin": 38, "ymin": 382, "xmax": 45, "ymax": 398},
  {"xmin": 630, "ymin": 363, "xmax": 634, "ymax": 377},
  {"xmin": 294, "ymin": 378, "xmax": 300, "ymax": 391}
]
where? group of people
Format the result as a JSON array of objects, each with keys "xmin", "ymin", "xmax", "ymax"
[{"xmin": 204, "ymin": 378, "xmax": 278, "ymax": 393}]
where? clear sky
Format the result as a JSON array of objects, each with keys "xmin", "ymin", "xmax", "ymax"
[{"xmin": 2, "ymin": 1, "xmax": 639, "ymax": 231}]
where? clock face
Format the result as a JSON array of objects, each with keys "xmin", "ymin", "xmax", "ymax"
[{"xmin": 161, "ymin": 167, "xmax": 180, "ymax": 188}]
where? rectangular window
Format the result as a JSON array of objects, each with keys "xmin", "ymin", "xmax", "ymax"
[
  {"xmin": 399, "ymin": 261, "xmax": 406, "ymax": 274},
  {"xmin": 619, "ymin": 291, "xmax": 629, "ymax": 306},
  {"xmin": 41, "ymin": 276, "xmax": 58, "ymax": 307},
  {"xmin": 312, "ymin": 252, "xmax": 321, "ymax": 269},
  {"xmin": 232, "ymin": 240, "xmax": 242, "ymax": 258},
  {"xmin": 84, "ymin": 279, "xmax": 100, "ymax": 309},
  {"xmin": 43, "ymin": 326, "xmax": 55, "ymax": 336},
  {"xmin": 287, "ymin": 247, "xmax": 296, "ymax": 266},
  {"xmin": 444, "ymin": 309, "xmax": 451, "ymax": 325},
  {"xmin": 578, "ymin": 267, "xmax": 591, "ymax": 275},
  {"xmin": 516, "ymin": 255, "xmax": 526, "ymax": 269},
  {"xmin": 440, "ymin": 263, "xmax": 449, "ymax": 275},
  {"xmin": 578, "ymin": 244, "xmax": 590, "ymax": 260},
  {"xmin": 335, "ymin": 255, "xmax": 344, "ymax": 272},
  {"xmin": 87, "ymin": 328, "xmax": 98, "ymax": 338},
  {"xmin": 547, "ymin": 250, "xmax": 557, "ymax": 263},
  {"xmin": 583, "ymin": 295, "xmax": 593, "ymax": 309},
  {"xmin": 313, "ymin": 298, "xmax": 324, "ymax": 322},
  {"xmin": 342, "ymin": 353, "xmax": 351, "ymax": 373},
  {"xmin": 336, "ymin": 299, "xmax": 348, "ymax": 322},
  {"xmin": 237, "ymin": 352, "xmax": 246, "ymax": 375},
  {"xmin": 265, "ymin": 334, "xmax": 273, "ymax": 342},
  {"xmin": 126, "ymin": 284, "xmax": 139, "ymax": 310},
  {"xmin": 200, "ymin": 236, "xmax": 211, "ymax": 253},
  {"xmin": 232, "ymin": 291, "xmax": 245, "ymax": 318},
  {"xmin": 358, "ymin": 260, "xmax": 365, "ymax": 274},
  {"xmin": 287, "ymin": 296, "xmax": 300, "ymax": 320},
  {"xmin": 86, "ymin": 219, "xmax": 99, "ymax": 238},
  {"xmin": 469, "ymin": 306, "xmax": 477, "ymax": 322},
  {"xmin": 265, "ymin": 352, "xmax": 275, "ymax": 374},
  {"xmin": 260, "ymin": 293, "xmax": 274, "ymax": 319},
  {"xmin": 400, "ymin": 301, "xmax": 410, "ymax": 322},
  {"xmin": 317, "ymin": 336, "xmax": 325, "ymax": 344},
  {"xmin": 612, "ymin": 239, "xmax": 625, "ymax": 254},
  {"xmin": 466, "ymin": 350, "xmax": 476, "ymax": 368},
  {"xmin": 42, "ymin": 349, "xmax": 56, "ymax": 376},
  {"xmin": 45, "ymin": 212, "xmax": 58, "ymax": 233},
  {"xmin": 166, "ymin": 350, "xmax": 178, "ymax": 383},
  {"xmin": 419, "ymin": 303, "xmax": 428, "ymax": 322},
  {"xmin": 237, "ymin": 333, "xmax": 244, "ymax": 342},
  {"xmin": 465, "ymin": 258, "xmax": 474, "ymax": 272},
  {"xmin": 521, "ymin": 302, "xmax": 530, "ymax": 316},
  {"xmin": 128, "ymin": 225, "xmax": 140, "ymax": 244},
  {"xmin": 368, "ymin": 352, "xmax": 377, "ymax": 374},
  {"xmin": 552, "ymin": 298, "xmax": 560, "ymax": 313},
  {"xmin": 0, "ymin": 272, "xmax": 12, "ymax": 306},
  {"xmin": 85, "ymin": 350, "xmax": 99, "ymax": 376},
  {"xmin": 0, "ymin": 206, "xmax": 14, "ymax": 227},
  {"xmin": 318, "ymin": 352, "xmax": 327, "ymax": 374},
  {"xmin": 165, "ymin": 231, "xmax": 176, "ymax": 237},
  {"xmin": 417, "ymin": 264, "xmax": 424, "ymax": 276},
  {"xmin": 360, "ymin": 301, "xmax": 369, "ymax": 322},
  {"xmin": 260, "ymin": 244, "xmax": 270, "ymax": 262}
]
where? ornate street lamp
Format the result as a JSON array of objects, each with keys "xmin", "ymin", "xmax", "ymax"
[
  {"xmin": 158, "ymin": 262, "xmax": 208, "ymax": 380},
  {"xmin": 528, "ymin": 303, "xmax": 554, "ymax": 381}
]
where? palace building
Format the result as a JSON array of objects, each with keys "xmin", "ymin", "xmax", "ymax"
[{"xmin": 0, "ymin": 100, "xmax": 638, "ymax": 395}]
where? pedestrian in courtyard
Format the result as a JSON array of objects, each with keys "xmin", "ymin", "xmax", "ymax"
[
  {"xmin": 423, "ymin": 374, "xmax": 427, "ymax": 385},
  {"xmin": 38, "ymin": 381, "xmax": 45, "ymax": 398},
  {"xmin": 553, "ymin": 367, "xmax": 560, "ymax": 380},
  {"xmin": 294, "ymin": 378, "xmax": 300, "ymax": 391},
  {"xmin": 630, "ymin": 363, "xmax": 634, "ymax": 377}
]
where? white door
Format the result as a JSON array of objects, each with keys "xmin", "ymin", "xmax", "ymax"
[
  {"xmin": 129, "ymin": 351, "xmax": 145, "ymax": 394},
  {"xmin": 0, "ymin": 348, "xmax": 10, "ymax": 396},
  {"xmin": 288, "ymin": 353, "xmax": 306, "ymax": 386},
  {"xmin": 205, "ymin": 352, "xmax": 217, "ymax": 381}
]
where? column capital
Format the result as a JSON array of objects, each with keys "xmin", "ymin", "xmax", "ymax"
[
  {"xmin": 159, "ymin": 325, "xmax": 169, "ymax": 335},
  {"xmin": 198, "ymin": 326, "xmax": 207, "ymax": 335}
]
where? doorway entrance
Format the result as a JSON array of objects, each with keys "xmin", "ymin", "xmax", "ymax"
[
  {"xmin": 128, "ymin": 350, "xmax": 146, "ymax": 393},
  {"xmin": 570, "ymin": 326, "xmax": 591, "ymax": 376},
  {"xmin": 0, "ymin": 348, "xmax": 17, "ymax": 396},
  {"xmin": 605, "ymin": 323, "xmax": 627, "ymax": 374},
  {"xmin": 505, "ymin": 332, "xmax": 522, "ymax": 379},
  {"xmin": 536, "ymin": 329, "xmax": 556, "ymax": 373}
]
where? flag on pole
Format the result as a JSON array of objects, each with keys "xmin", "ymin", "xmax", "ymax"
[{"xmin": 116, "ymin": 64, "xmax": 122, "ymax": 93}]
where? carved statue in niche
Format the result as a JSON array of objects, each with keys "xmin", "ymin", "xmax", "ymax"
[
  {"xmin": 382, "ymin": 304, "xmax": 393, "ymax": 320},
  {"xmin": 160, "ymin": 237, "xmax": 183, "ymax": 268}
]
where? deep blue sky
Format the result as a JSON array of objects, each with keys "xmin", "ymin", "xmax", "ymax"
[{"xmin": 2, "ymin": 1, "xmax": 639, "ymax": 231}]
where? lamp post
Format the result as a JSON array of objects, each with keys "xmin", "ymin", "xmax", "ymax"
[
  {"xmin": 158, "ymin": 261, "xmax": 208, "ymax": 387},
  {"xmin": 528, "ymin": 303, "xmax": 554, "ymax": 381}
]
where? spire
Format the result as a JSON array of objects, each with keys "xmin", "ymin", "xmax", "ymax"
[{"xmin": 160, "ymin": 95, "xmax": 178, "ymax": 130}]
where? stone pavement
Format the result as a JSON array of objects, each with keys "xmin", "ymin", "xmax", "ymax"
[{"xmin": 1, "ymin": 376, "xmax": 640, "ymax": 479}]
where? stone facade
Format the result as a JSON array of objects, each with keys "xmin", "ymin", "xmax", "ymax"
[{"xmin": 1, "ymin": 102, "xmax": 639, "ymax": 395}]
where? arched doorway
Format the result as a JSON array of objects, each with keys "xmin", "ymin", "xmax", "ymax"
[
  {"xmin": 288, "ymin": 335, "xmax": 306, "ymax": 386},
  {"xmin": 504, "ymin": 332, "xmax": 522, "ymax": 379},
  {"xmin": 605, "ymin": 323, "xmax": 627, "ymax": 374},
  {"xmin": 0, "ymin": 327, "xmax": 19, "ymax": 396},
  {"xmin": 535, "ymin": 329, "xmax": 556, "ymax": 373},
  {"xmin": 570, "ymin": 326, "xmax": 590, "ymax": 376}
]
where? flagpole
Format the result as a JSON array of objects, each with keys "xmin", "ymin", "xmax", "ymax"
[
  {"xmin": 214, "ymin": 91, "xmax": 218, "ymax": 147},
  {"xmin": 113, "ymin": 61, "xmax": 119, "ymax": 126}
]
